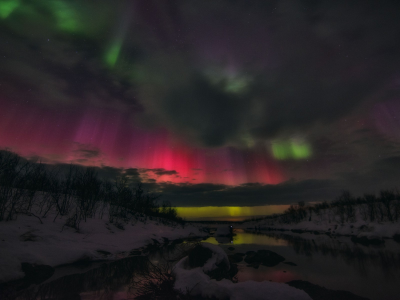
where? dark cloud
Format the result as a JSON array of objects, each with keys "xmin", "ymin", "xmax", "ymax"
[
  {"xmin": 158, "ymin": 179, "xmax": 341, "ymax": 207},
  {"xmin": 2, "ymin": 0, "xmax": 400, "ymax": 208},
  {"xmin": 21, "ymin": 151, "xmax": 400, "ymax": 207},
  {"xmin": 33, "ymin": 162, "xmax": 143, "ymax": 185},
  {"xmin": 156, "ymin": 152, "xmax": 400, "ymax": 205},
  {"xmin": 136, "ymin": 0, "xmax": 400, "ymax": 147},
  {"xmin": 0, "ymin": 1, "xmax": 141, "ymax": 112},
  {"xmin": 336, "ymin": 155, "xmax": 400, "ymax": 194},
  {"xmin": 119, "ymin": 168, "xmax": 143, "ymax": 184},
  {"xmin": 124, "ymin": 168, "xmax": 141, "ymax": 177},
  {"xmin": 160, "ymin": 183, "xmax": 227, "ymax": 195},
  {"xmin": 142, "ymin": 168, "xmax": 179, "ymax": 177},
  {"xmin": 72, "ymin": 145, "xmax": 101, "ymax": 159},
  {"xmin": 65, "ymin": 143, "xmax": 104, "ymax": 165},
  {"xmin": 3, "ymin": 1, "xmax": 399, "ymax": 148}
]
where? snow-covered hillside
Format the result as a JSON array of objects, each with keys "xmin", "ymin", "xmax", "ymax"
[
  {"xmin": 240, "ymin": 201, "xmax": 400, "ymax": 243},
  {"xmin": 0, "ymin": 212, "xmax": 206, "ymax": 283}
]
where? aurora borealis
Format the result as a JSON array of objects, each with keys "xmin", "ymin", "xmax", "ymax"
[{"xmin": 1, "ymin": 0, "xmax": 400, "ymax": 220}]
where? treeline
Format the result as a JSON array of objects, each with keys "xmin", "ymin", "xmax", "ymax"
[
  {"xmin": 0, "ymin": 150, "xmax": 183, "ymax": 230},
  {"xmin": 247, "ymin": 190, "xmax": 400, "ymax": 225}
]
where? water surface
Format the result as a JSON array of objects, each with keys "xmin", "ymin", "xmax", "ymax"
[{"xmin": 203, "ymin": 229, "xmax": 400, "ymax": 300}]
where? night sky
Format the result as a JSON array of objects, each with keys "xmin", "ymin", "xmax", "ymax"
[{"xmin": 1, "ymin": 0, "xmax": 400, "ymax": 219}]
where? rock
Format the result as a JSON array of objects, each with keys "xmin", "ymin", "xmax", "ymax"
[
  {"xmin": 208, "ymin": 262, "xmax": 238, "ymax": 281},
  {"xmin": 20, "ymin": 231, "xmax": 40, "ymax": 242},
  {"xmin": 215, "ymin": 236, "xmax": 232, "ymax": 244},
  {"xmin": 215, "ymin": 225, "xmax": 234, "ymax": 237},
  {"xmin": 185, "ymin": 243, "xmax": 236, "ymax": 281},
  {"xmin": 351, "ymin": 235, "xmax": 385, "ymax": 246},
  {"xmin": 228, "ymin": 246, "xmax": 235, "ymax": 251},
  {"xmin": 246, "ymin": 263, "xmax": 260, "ymax": 269},
  {"xmin": 284, "ymin": 261, "xmax": 297, "ymax": 266},
  {"xmin": 228, "ymin": 254, "xmax": 243, "ymax": 263},
  {"xmin": 114, "ymin": 222, "xmax": 124, "ymax": 230},
  {"xmin": 187, "ymin": 245, "xmax": 213, "ymax": 268},
  {"xmin": 359, "ymin": 225, "xmax": 368, "ymax": 230},
  {"xmin": 96, "ymin": 250, "xmax": 111, "ymax": 256},
  {"xmin": 21, "ymin": 263, "xmax": 54, "ymax": 285},
  {"xmin": 244, "ymin": 249, "xmax": 285, "ymax": 267},
  {"xmin": 172, "ymin": 238, "xmax": 184, "ymax": 244},
  {"xmin": 71, "ymin": 255, "xmax": 93, "ymax": 267},
  {"xmin": 393, "ymin": 234, "xmax": 400, "ymax": 243},
  {"xmin": 0, "ymin": 263, "xmax": 55, "ymax": 295},
  {"xmin": 55, "ymin": 294, "xmax": 82, "ymax": 300},
  {"xmin": 151, "ymin": 238, "xmax": 160, "ymax": 245},
  {"xmin": 228, "ymin": 263, "xmax": 239, "ymax": 279}
]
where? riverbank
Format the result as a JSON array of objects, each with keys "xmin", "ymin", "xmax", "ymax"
[
  {"xmin": 0, "ymin": 213, "xmax": 206, "ymax": 283},
  {"xmin": 239, "ymin": 215, "xmax": 400, "ymax": 244}
]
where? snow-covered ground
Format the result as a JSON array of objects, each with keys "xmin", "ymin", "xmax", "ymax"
[
  {"xmin": 3, "ymin": 204, "xmax": 399, "ymax": 299},
  {"xmin": 239, "ymin": 208, "xmax": 400, "ymax": 242},
  {"xmin": 0, "ymin": 213, "xmax": 206, "ymax": 283},
  {"xmin": 1, "ymin": 216, "xmax": 314, "ymax": 300}
]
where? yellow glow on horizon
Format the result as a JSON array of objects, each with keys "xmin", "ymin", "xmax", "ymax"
[{"xmin": 176, "ymin": 205, "xmax": 289, "ymax": 221}]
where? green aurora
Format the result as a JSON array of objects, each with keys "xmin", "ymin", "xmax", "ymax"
[{"xmin": 272, "ymin": 141, "xmax": 311, "ymax": 160}]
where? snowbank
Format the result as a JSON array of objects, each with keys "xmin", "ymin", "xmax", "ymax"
[
  {"xmin": 0, "ymin": 213, "xmax": 206, "ymax": 283},
  {"xmin": 172, "ymin": 242, "xmax": 312, "ymax": 300},
  {"xmin": 201, "ymin": 242, "xmax": 230, "ymax": 273},
  {"xmin": 241, "ymin": 210, "xmax": 400, "ymax": 241}
]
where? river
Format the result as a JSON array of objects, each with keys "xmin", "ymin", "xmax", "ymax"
[{"xmin": 3, "ymin": 229, "xmax": 400, "ymax": 299}]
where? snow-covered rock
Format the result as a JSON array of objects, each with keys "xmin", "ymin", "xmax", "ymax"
[
  {"xmin": 172, "ymin": 242, "xmax": 312, "ymax": 300},
  {"xmin": 215, "ymin": 225, "xmax": 233, "ymax": 236}
]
